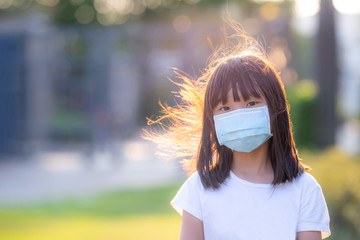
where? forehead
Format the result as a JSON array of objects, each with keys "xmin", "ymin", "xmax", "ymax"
[{"xmin": 208, "ymin": 61, "xmax": 264, "ymax": 108}]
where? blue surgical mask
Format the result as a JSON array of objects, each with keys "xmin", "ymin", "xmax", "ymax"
[{"xmin": 213, "ymin": 105, "xmax": 272, "ymax": 153}]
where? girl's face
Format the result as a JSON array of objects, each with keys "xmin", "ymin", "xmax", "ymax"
[{"xmin": 213, "ymin": 88, "xmax": 267, "ymax": 116}]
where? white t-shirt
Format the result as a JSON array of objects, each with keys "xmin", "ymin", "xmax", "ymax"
[{"xmin": 171, "ymin": 171, "xmax": 331, "ymax": 240}]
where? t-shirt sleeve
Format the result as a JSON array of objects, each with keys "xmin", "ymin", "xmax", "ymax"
[
  {"xmin": 170, "ymin": 172, "xmax": 203, "ymax": 221},
  {"xmin": 297, "ymin": 174, "xmax": 331, "ymax": 239}
]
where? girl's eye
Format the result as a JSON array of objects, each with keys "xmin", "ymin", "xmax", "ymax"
[
  {"xmin": 220, "ymin": 106, "xmax": 231, "ymax": 111},
  {"xmin": 247, "ymin": 101, "xmax": 257, "ymax": 107}
]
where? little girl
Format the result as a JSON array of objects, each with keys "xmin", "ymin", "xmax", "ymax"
[{"xmin": 145, "ymin": 27, "xmax": 330, "ymax": 240}]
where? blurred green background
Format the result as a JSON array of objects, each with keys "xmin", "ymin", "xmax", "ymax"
[
  {"xmin": 1, "ymin": 149, "xmax": 359, "ymax": 239},
  {"xmin": 0, "ymin": 0, "xmax": 359, "ymax": 239}
]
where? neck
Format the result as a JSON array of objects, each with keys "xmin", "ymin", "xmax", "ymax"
[{"xmin": 231, "ymin": 141, "xmax": 273, "ymax": 184}]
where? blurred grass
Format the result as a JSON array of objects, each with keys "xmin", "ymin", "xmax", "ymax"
[
  {"xmin": 0, "ymin": 215, "xmax": 180, "ymax": 240},
  {"xmin": 301, "ymin": 148, "xmax": 360, "ymax": 240},
  {"xmin": 0, "ymin": 148, "xmax": 359, "ymax": 239},
  {"xmin": 0, "ymin": 185, "xmax": 182, "ymax": 240}
]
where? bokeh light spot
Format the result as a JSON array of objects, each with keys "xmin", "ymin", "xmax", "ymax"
[
  {"xmin": 0, "ymin": 0, "xmax": 13, "ymax": 9},
  {"xmin": 281, "ymin": 68, "xmax": 298, "ymax": 85},
  {"xmin": 94, "ymin": 0, "xmax": 111, "ymax": 14},
  {"xmin": 36, "ymin": 0, "xmax": 59, "ymax": 7},
  {"xmin": 295, "ymin": 79, "xmax": 318, "ymax": 100},
  {"xmin": 243, "ymin": 18, "xmax": 262, "ymax": 35},
  {"xmin": 75, "ymin": 4, "xmax": 95, "ymax": 24},
  {"xmin": 11, "ymin": 0, "xmax": 26, "ymax": 7},
  {"xmin": 173, "ymin": 15, "xmax": 192, "ymax": 33},
  {"xmin": 269, "ymin": 47, "xmax": 287, "ymax": 70},
  {"xmin": 131, "ymin": 2, "xmax": 145, "ymax": 15},
  {"xmin": 260, "ymin": 2, "xmax": 280, "ymax": 21},
  {"xmin": 97, "ymin": 11, "xmax": 117, "ymax": 26},
  {"xmin": 144, "ymin": 0, "xmax": 161, "ymax": 10},
  {"xmin": 110, "ymin": 0, "xmax": 133, "ymax": 15}
]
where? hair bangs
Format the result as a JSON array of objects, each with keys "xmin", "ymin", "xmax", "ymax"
[
  {"xmin": 234, "ymin": 69, "xmax": 263, "ymax": 101},
  {"xmin": 207, "ymin": 57, "xmax": 264, "ymax": 111}
]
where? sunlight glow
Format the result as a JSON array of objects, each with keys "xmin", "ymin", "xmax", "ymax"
[
  {"xmin": 295, "ymin": 0, "xmax": 360, "ymax": 17},
  {"xmin": 333, "ymin": 0, "xmax": 360, "ymax": 15},
  {"xmin": 295, "ymin": 0, "xmax": 320, "ymax": 17}
]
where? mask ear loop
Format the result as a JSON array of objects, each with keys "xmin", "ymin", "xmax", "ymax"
[
  {"xmin": 271, "ymin": 106, "xmax": 287, "ymax": 118},
  {"xmin": 268, "ymin": 106, "xmax": 287, "ymax": 135}
]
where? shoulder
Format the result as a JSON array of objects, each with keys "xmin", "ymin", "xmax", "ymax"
[
  {"xmin": 173, "ymin": 171, "xmax": 204, "ymax": 199},
  {"xmin": 280, "ymin": 172, "xmax": 323, "ymax": 197},
  {"xmin": 171, "ymin": 171, "xmax": 204, "ymax": 220},
  {"xmin": 184, "ymin": 171, "xmax": 204, "ymax": 190},
  {"xmin": 294, "ymin": 172, "xmax": 321, "ymax": 190},
  {"xmin": 294, "ymin": 173, "xmax": 331, "ymax": 237},
  {"xmin": 188, "ymin": 171, "xmax": 201, "ymax": 181},
  {"xmin": 292, "ymin": 172, "xmax": 326, "ymax": 203}
]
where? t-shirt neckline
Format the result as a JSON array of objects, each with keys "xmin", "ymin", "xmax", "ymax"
[{"xmin": 229, "ymin": 170, "xmax": 273, "ymax": 188}]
